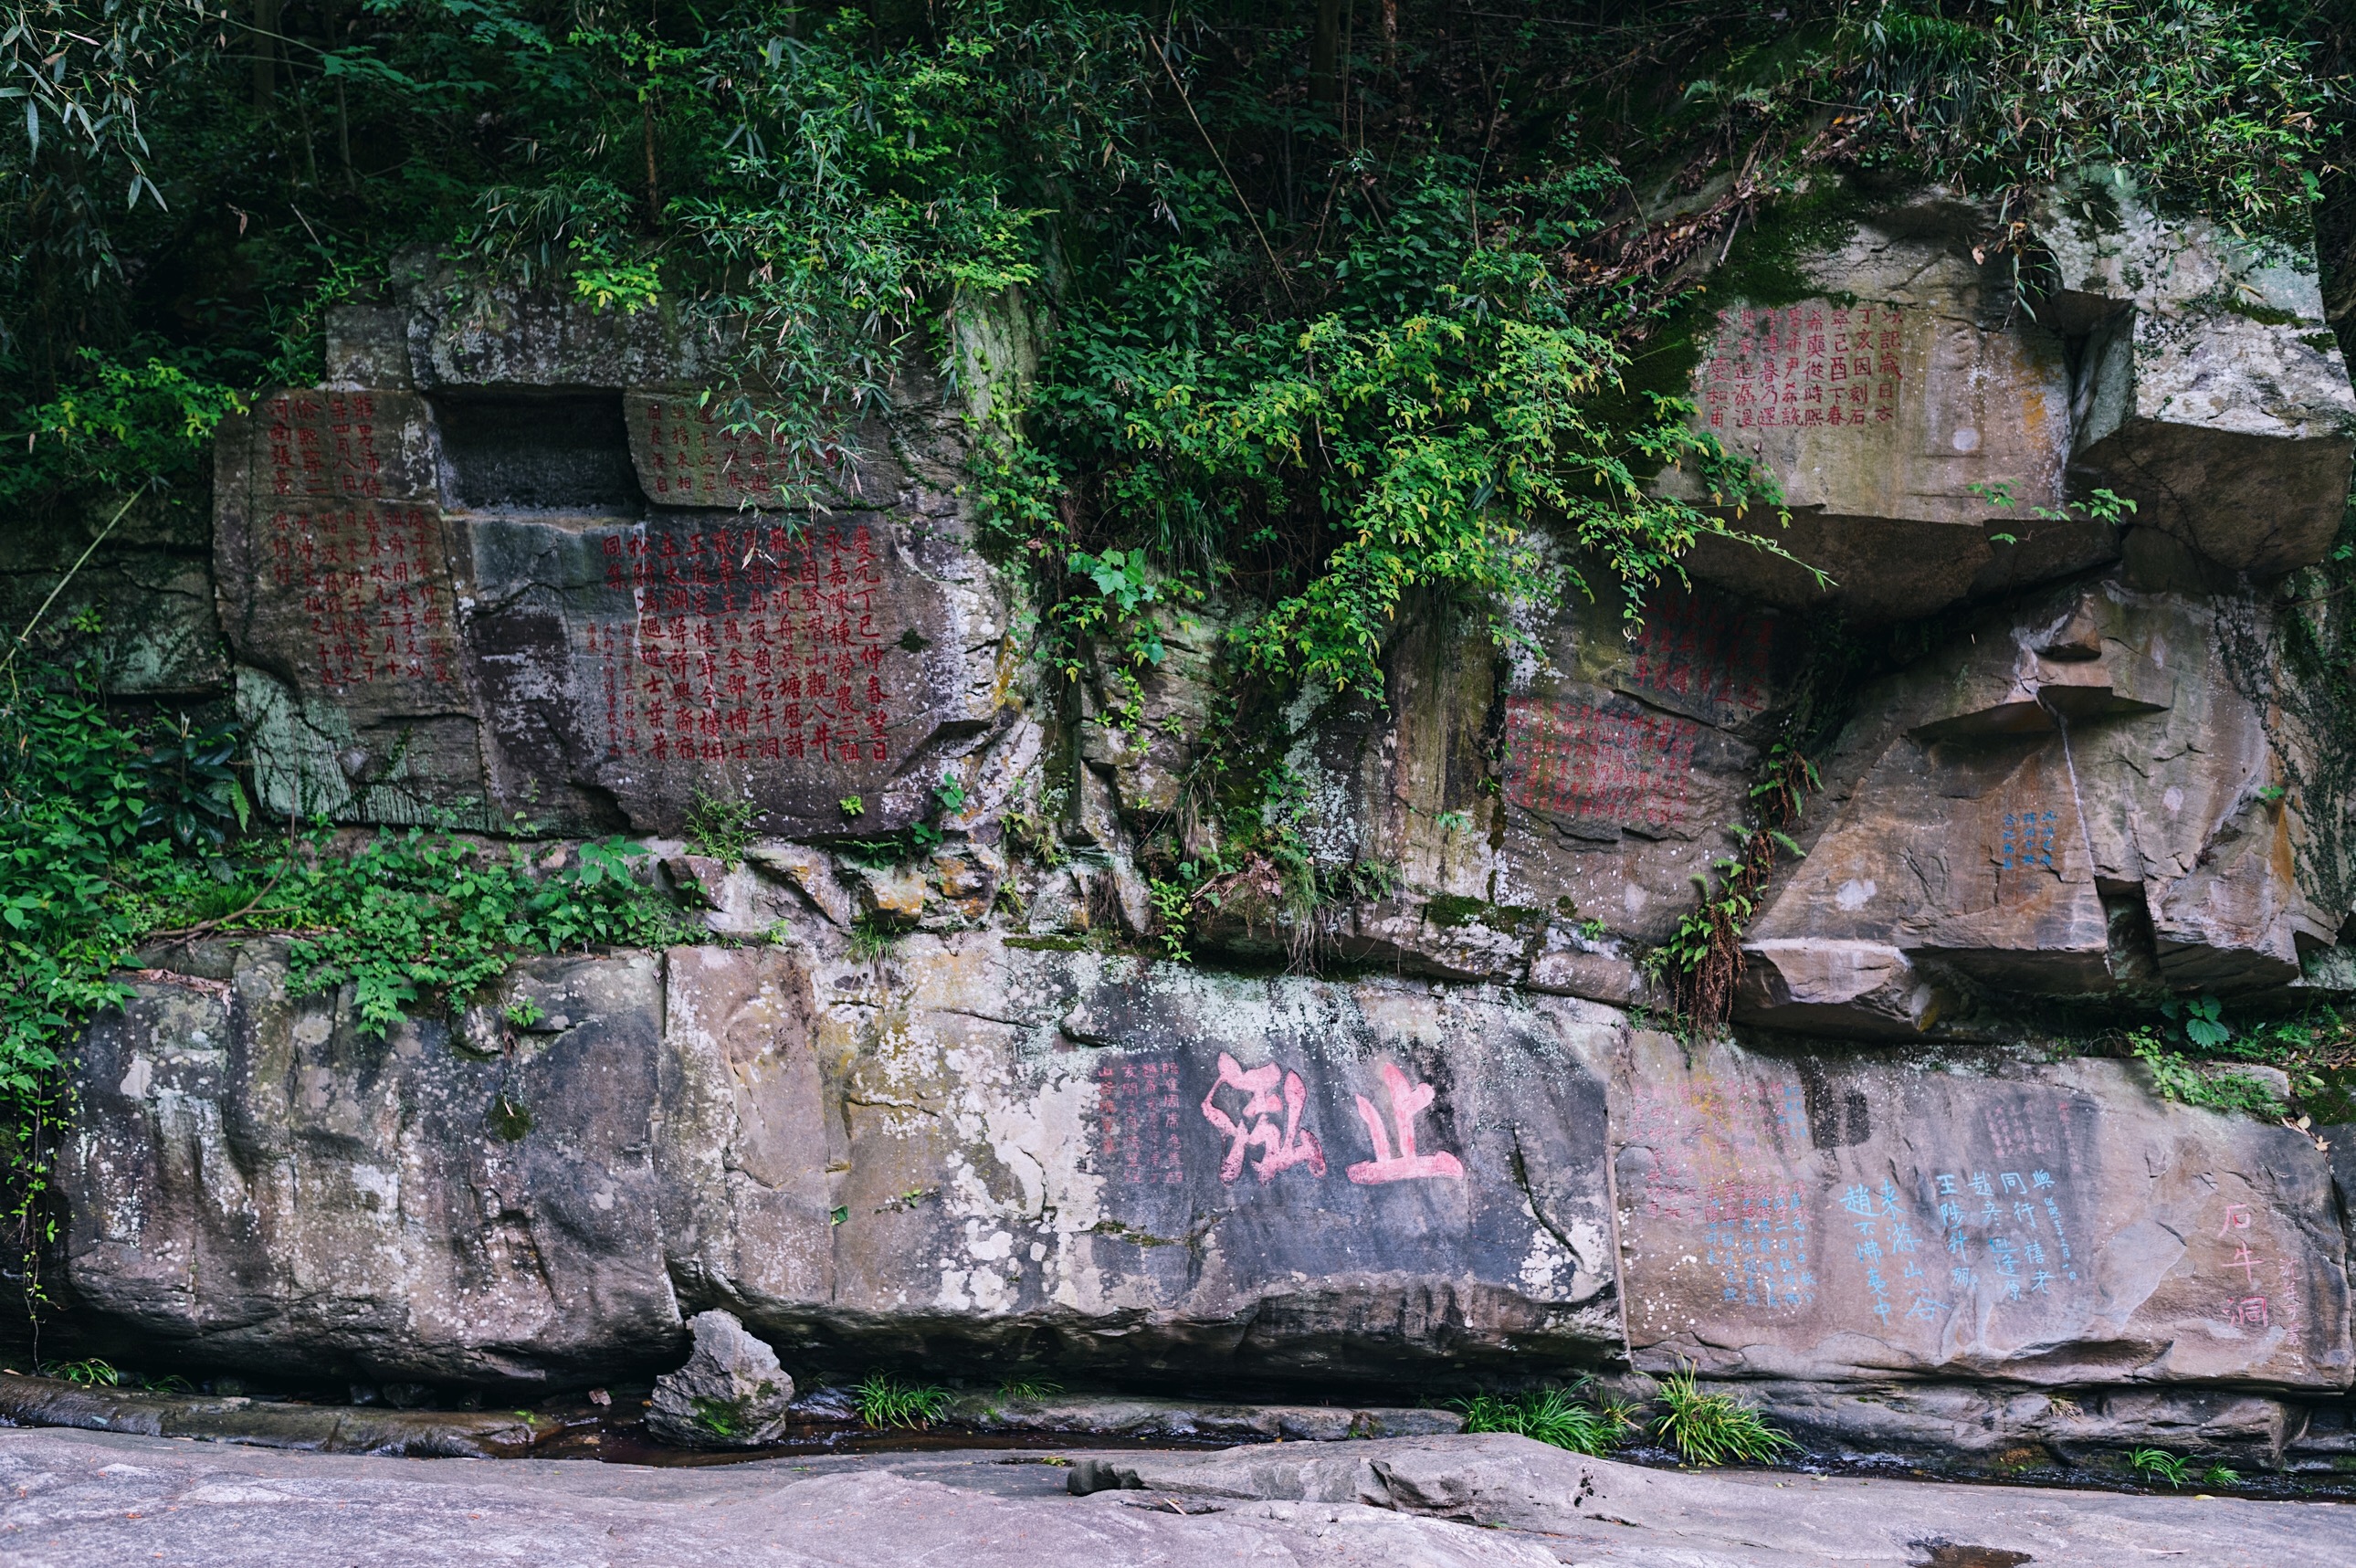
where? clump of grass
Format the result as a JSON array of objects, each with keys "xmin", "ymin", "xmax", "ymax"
[
  {"xmin": 1457, "ymin": 1383, "xmax": 1637, "ymax": 1456},
  {"xmin": 43, "ymin": 1358, "xmax": 120, "ymax": 1387},
  {"xmin": 996, "ymin": 1376, "xmax": 1063, "ymax": 1403},
  {"xmin": 848, "ymin": 912, "xmax": 900, "ymax": 962},
  {"xmin": 2200, "ymin": 1462, "xmax": 2241, "ymax": 1489},
  {"xmin": 2130, "ymin": 1447, "xmax": 2192, "ymax": 1488},
  {"xmin": 853, "ymin": 1371, "xmax": 952, "ymax": 1429},
  {"xmin": 1652, "ymin": 1366, "xmax": 1798, "ymax": 1467}
]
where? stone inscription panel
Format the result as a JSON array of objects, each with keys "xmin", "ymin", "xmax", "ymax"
[
  {"xmin": 1504, "ymin": 692, "xmax": 1702, "ymax": 836},
  {"xmin": 1096, "ymin": 1056, "xmax": 1186, "ymax": 1187},
  {"xmin": 1614, "ymin": 587, "xmax": 1787, "ymax": 730},
  {"xmin": 1697, "ymin": 303, "xmax": 1910, "ymax": 435},
  {"xmin": 1615, "ymin": 1035, "xmax": 2351, "ymax": 1388},
  {"xmin": 1060, "ymin": 997, "xmax": 1612, "ymax": 1334},
  {"xmin": 579, "ymin": 520, "xmax": 893, "ymax": 768},
  {"xmin": 468, "ymin": 511, "xmax": 964, "ymax": 836},
  {"xmin": 625, "ymin": 394, "xmax": 804, "ymax": 509},
  {"xmin": 1681, "ymin": 286, "xmax": 2073, "ymax": 534},
  {"xmin": 253, "ymin": 389, "xmax": 436, "ymax": 502},
  {"xmin": 258, "ymin": 501, "xmax": 461, "ymax": 693}
]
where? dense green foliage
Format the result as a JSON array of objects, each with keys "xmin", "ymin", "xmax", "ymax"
[
  {"xmin": 1848, "ymin": 0, "xmax": 2336, "ymax": 225},
  {"xmin": 281, "ymin": 831, "xmax": 684, "ymax": 1036}
]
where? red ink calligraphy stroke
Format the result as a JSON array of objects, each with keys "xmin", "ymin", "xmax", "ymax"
[
  {"xmin": 1345, "ymin": 1061, "xmax": 1466, "ymax": 1184},
  {"xmin": 1200, "ymin": 1052, "xmax": 1325, "ymax": 1183}
]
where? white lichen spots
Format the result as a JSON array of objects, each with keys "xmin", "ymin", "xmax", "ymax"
[
  {"xmin": 118, "ymin": 1055, "xmax": 153, "ymax": 1100},
  {"xmin": 1835, "ymin": 879, "xmax": 1877, "ymax": 911},
  {"xmin": 1562, "ymin": 1217, "xmax": 1611, "ymax": 1304},
  {"xmin": 350, "ymin": 1163, "xmax": 399, "ymax": 1214},
  {"xmin": 1518, "ymin": 1210, "xmax": 1576, "ymax": 1295}
]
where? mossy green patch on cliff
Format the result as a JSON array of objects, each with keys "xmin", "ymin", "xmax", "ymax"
[
  {"xmin": 1424, "ymin": 895, "xmax": 1547, "ymax": 933},
  {"xmin": 2221, "ymin": 300, "xmax": 2309, "ymax": 327}
]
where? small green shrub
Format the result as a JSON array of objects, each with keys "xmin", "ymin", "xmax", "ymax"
[
  {"xmin": 1457, "ymin": 1384, "xmax": 1636, "ymax": 1456},
  {"xmin": 684, "ymin": 789, "xmax": 753, "ymax": 869},
  {"xmin": 2200, "ymin": 1463, "xmax": 2241, "ymax": 1489},
  {"xmin": 2128, "ymin": 1027, "xmax": 2288, "ymax": 1118},
  {"xmin": 1652, "ymin": 1367, "xmax": 1798, "ymax": 1467},
  {"xmin": 2130, "ymin": 1447, "xmax": 2191, "ymax": 1488},
  {"xmin": 1146, "ymin": 879, "xmax": 1193, "ymax": 961},
  {"xmin": 853, "ymin": 1372, "xmax": 952, "ymax": 1429},
  {"xmin": 285, "ymin": 831, "xmax": 685, "ymax": 1037},
  {"xmin": 128, "ymin": 715, "xmax": 248, "ymax": 852},
  {"xmin": 996, "ymin": 1375, "xmax": 1063, "ymax": 1403}
]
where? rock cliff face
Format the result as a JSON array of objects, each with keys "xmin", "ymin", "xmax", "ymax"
[
  {"xmin": 43, "ymin": 179, "xmax": 2356, "ymax": 1464},
  {"xmin": 72, "ymin": 936, "xmax": 1618, "ymax": 1386}
]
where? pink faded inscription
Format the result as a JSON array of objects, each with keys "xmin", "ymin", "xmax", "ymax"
[
  {"xmin": 2210, "ymin": 1201, "xmax": 2292, "ymax": 1335},
  {"xmin": 1625, "ymin": 593, "xmax": 1774, "ymax": 720},
  {"xmin": 1346, "ymin": 1062, "xmax": 1465, "ymax": 1184},
  {"xmin": 1504, "ymin": 693, "xmax": 1699, "ymax": 831},
  {"xmin": 1097, "ymin": 1058, "xmax": 1184, "ymax": 1185},
  {"xmin": 1200, "ymin": 1052, "xmax": 1326, "ymax": 1183}
]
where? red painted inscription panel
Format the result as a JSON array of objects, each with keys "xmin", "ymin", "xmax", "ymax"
[{"xmin": 1504, "ymin": 693, "xmax": 1700, "ymax": 832}]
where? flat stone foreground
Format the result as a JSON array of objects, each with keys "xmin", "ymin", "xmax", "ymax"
[{"xmin": 4, "ymin": 1428, "xmax": 2350, "ymax": 1567}]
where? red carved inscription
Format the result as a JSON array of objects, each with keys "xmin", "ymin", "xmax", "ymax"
[
  {"xmin": 587, "ymin": 522, "xmax": 892, "ymax": 765},
  {"xmin": 1504, "ymin": 693, "xmax": 1699, "ymax": 830},
  {"xmin": 1626, "ymin": 592, "xmax": 1774, "ymax": 719},
  {"xmin": 1698, "ymin": 303, "xmax": 1909, "ymax": 433},
  {"xmin": 633, "ymin": 398, "xmax": 810, "ymax": 508},
  {"xmin": 263, "ymin": 504, "xmax": 458, "ymax": 689},
  {"xmin": 264, "ymin": 392, "xmax": 394, "ymax": 500}
]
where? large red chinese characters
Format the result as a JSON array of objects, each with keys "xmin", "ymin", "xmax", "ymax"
[
  {"xmin": 1200, "ymin": 1052, "xmax": 1326, "ymax": 1182},
  {"xmin": 1346, "ymin": 1061, "xmax": 1467, "ymax": 1184}
]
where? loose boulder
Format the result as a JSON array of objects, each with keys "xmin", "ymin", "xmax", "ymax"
[{"xmin": 645, "ymin": 1309, "xmax": 795, "ymax": 1449}]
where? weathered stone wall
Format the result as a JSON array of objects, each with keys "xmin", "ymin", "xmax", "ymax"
[
  {"xmin": 71, "ymin": 937, "xmax": 1618, "ymax": 1387},
  {"xmin": 41, "ymin": 176, "xmax": 2356, "ymax": 1464},
  {"xmin": 65, "ymin": 938, "xmax": 2356, "ymax": 1464}
]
